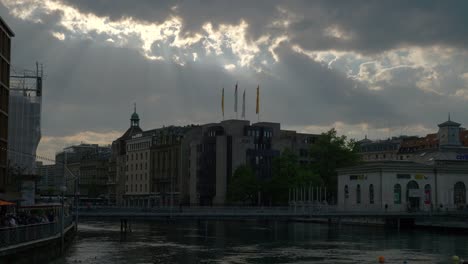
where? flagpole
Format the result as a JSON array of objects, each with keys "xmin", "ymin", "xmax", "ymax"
[
  {"xmin": 256, "ymin": 85, "xmax": 260, "ymax": 123},
  {"xmin": 222, "ymin": 87, "xmax": 225, "ymax": 121},
  {"xmin": 235, "ymin": 82, "xmax": 238, "ymax": 120}
]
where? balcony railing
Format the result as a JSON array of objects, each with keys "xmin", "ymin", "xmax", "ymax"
[{"xmin": 0, "ymin": 216, "xmax": 74, "ymax": 249}]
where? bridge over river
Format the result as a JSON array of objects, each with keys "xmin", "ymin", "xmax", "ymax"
[{"xmin": 76, "ymin": 206, "xmax": 468, "ymax": 222}]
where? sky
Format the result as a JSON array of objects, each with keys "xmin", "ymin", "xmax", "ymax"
[{"xmin": 1, "ymin": 0, "xmax": 468, "ymax": 161}]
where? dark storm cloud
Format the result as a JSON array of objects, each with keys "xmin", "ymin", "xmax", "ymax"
[
  {"xmin": 59, "ymin": 0, "xmax": 468, "ymax": 53},
  {"xmin": 3, "ymin": 0, "xmax": 468, "ymax": 159}
]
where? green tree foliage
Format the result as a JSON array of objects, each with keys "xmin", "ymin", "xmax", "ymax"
[
  {"xmin": 227, "ymin": 165, "xmax": 259, "ymax": 204},
  {"xmin": 309, "ymin": 128, "xmax": 360, "ymax": 194},
  {"xmin": 266, "ymin": 149, "xmax": 322, "ymax": 205}
]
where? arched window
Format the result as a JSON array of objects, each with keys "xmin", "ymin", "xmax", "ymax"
[
  {"xmin": 356, "ymin": 184, "xmax": 361, "ymax": 204},
  {"xmin": 406, "ymin": 180, "xmax": 419, "ymax": 202},
  {"xmin": 407, "ymin": 180, "xmax": 420, "ymax": 210},
  {"xmin": 344, "ymin": 185, "xmax": 349, "ymax": 199},
  {"xmin": 369, "ymin": 184, "xmax": 375, "ymax": 204},
  {"xmin": 454, "ymin": 182, "xmax": 466, "ymax": 206},
  {"xmin": 394, "ymin": 184, "xmax": 401, "ymax": 204},
  {"xmin": 424, "ymin": 184, "xmax": 431, "ymax": 205}
]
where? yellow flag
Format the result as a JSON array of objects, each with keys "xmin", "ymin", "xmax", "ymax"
[
  {"xmin": 222, "ymin": 87, "xmax": 225, "ymax": 116},
  {"xmin": 256, "ymin": 85, "xmax": 260, "ymax": 114}
]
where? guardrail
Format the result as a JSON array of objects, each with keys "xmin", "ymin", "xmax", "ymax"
[
  {"xmin": 76, "ymin": 205, "xmax": 468, "ymax": 218},
  {"xmin": 0, "ymin": 216, "xmax": 74, "ymax": 249}
]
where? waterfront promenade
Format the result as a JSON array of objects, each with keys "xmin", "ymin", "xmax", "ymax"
[
  {"xmin": 0, "ymin": 217, "xmax": 75, "ymax": 263},
  {"xmin": 77, "ymin": 205, "xmax": 468, "ymax": 220}
]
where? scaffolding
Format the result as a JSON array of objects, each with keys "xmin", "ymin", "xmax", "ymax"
[{"xmin": 7, "ymin": 63, "xmax": 43, "ymax": 177}]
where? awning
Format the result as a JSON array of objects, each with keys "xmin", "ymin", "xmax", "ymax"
[{"xmin": 0, "ymin": 200, "xmax": 15, "ymax": 206}]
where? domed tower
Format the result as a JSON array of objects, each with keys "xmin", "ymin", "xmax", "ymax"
[
  {"xmin": 131, "ymin": 103, "xmax": 140, "ymax": 128},
  {"xmin": 438, "ymin": 113, "xmax": 461, "ymax": 147}
]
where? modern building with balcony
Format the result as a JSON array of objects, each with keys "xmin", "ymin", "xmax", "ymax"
[{"xmin": 0, "ymin": 17, "xmax": 14, "ymax": 200}]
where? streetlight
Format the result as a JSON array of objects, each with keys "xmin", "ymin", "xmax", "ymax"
[{"xmin": 60, "ymin": 185, "xmax": 67, "ymax": 254}]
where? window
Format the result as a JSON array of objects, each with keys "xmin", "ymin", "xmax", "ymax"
[
  {"xmin": 406, "ymin": 180, "xmax": 419, "ymax": 203},
  {"xmin": 344, "ymin": 185, "xmax": 349, "ymax": 199},
  {"xmin": 394, "ymin": 184, "xmax": 401, "ymax": 204},
  {"xmin": 356, "ymin": 184, "xmax": 361, "ymax": 204},
  {"xmin": 424, "ymin": 184, "xmax": 431, "ymax": 205},
  {"xmin": 454, "ymin": 182, "xmax": 466, "ymax": 206},
  {"xmin": 369, "ymin": 184, "xmax": 374, "ymax": 204}
]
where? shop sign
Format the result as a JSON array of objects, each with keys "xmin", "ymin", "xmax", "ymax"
[
  {"xmin": 349, "ymin": 175, "xmax": 367, "ymax": 180},
  {"xmin": 415, "ymin": 174, "xmax": 428, "ymax": 180}
]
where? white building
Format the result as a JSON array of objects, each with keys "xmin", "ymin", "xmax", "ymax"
[{"xmin": 338, "ymin": 118, "xmax": 468, "ymax": 212}]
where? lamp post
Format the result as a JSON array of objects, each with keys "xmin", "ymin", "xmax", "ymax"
[{"xmin": 60, "ymin": 185, "xmax": 67, "ymax": 254}]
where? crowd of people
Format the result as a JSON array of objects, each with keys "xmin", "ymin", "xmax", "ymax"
[{"xmin": 0, "ymin": 210, "xmax": 57, "ymax": 228}]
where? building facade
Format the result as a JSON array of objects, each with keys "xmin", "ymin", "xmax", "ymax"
[
  {"xmin": 150, "ymin": 126, "xmax": 189, "ymax": 207},
  {"xmin": 338, "ymin": 118, "xmax": 468, "ymax": 212},
  {"xmin": 124, "ymin": 132, "xmax": 152, "ymax": 207},
  {"xmin": 55, "ymin": 144, "xmax": 110, "ymax": 199},
  {"xmin": 0, "ymin": 17, "xmax": 14, "ymax": 199},
  {"xmin": 111, "ymin": 107, "xmax": 143, "ymax": 205},
  {"xmin": 357, "ymin": 137, "xmax": 402, "ymax": 162},
  {"xmin": 36, "ymin": 161, "xmax": 58, "ymax": 195},
  {"xmin": 184, "ymin": 120, "xmax": 318, "ymax": 206}
]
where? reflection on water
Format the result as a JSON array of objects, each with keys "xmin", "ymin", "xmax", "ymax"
[{"xmin": 52, "ymin": 220, "xmax": 468, "ymax": 263}]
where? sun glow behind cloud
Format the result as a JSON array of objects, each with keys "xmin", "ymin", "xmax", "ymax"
[{"xmin": 2, "ymin": 0, "xmax": 288, "ymax": 70}]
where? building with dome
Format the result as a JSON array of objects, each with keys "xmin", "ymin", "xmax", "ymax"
[
  {"xmin": 338, "ymin": 117, "xmax": 468, "ymax": 212},
  {"xmin": 109, "ymin": 105, "xmax": 143, "ymax": 205}
]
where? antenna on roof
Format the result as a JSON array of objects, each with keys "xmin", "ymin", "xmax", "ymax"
[{"xmin": 448, "ymin": 112, "xmax": 451, "ymax": 121}]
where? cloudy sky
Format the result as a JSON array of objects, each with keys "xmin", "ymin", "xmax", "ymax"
[{"xmin": 1, "ymin": 0, "xmax": 468, "ymax": 160}]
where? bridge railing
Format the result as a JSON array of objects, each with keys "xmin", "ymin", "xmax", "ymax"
[{"xmin": 0, "ymin": 216, "xmax": 74, "ymax": 249}]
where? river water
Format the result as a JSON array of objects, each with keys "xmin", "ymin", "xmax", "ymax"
[{"xmin": 52, "ymin": 220, "xmax": 468, "ymax": 264}]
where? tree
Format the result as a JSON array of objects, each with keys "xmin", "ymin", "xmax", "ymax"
[
  {"xmin": 227, "ymin": 165, "xmax": 259, "ymax": 205},
  {"xmin": 265, "ymin": 149, "xmax": 324, "ymax": 205},
  {"xmin": 308, "ymin": 128, "xmax": 360, "ymax": 196}
]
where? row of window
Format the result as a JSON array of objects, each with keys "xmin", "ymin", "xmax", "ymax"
[
  {"xmin": 127, "ymin": 142, "xmax": 150, "ymax": 152},
  {"xmin": 0, "ymin": 59, "xmax": 9, "ymax": 88},
  {"xmin": 0, "ymin": 114, "xmax": 7, "ymax": 140},
  {"xmin": 345, "ymin": 184, "xmax": 375, "ymax": 204},
  {"xmin": 126, "ymin": 173, "xmax": 148, "ymax": 182},
  {"xmin": 0, "ymin": 86, "xmax": 9, "ymax": 113},
  {"xmin": 126, "ymin": 163, "xmax": 148, "ymax": 171},
  {"xmin": 126, "ymin": 183, "xmax": 148, "ymax": 193},
  {"xmin": 0, "ymin": 28, "xmax": 11, "ymax": 61},
  {"xmin": 345, "ymin": 181, "xmax": 467, "ymax": 205},
  {"xmin": 246, "ymin": 130, "xmax": 273, "ymax": 138},
  {"xmin": 126, "ymin": 151, "xmax": 148, "ymax": 161},
  {"xmin": 363, "ymin": 154, "xmax": 411, "ymax": 160}
]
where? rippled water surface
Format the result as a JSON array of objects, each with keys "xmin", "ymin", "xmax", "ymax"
[{"xmin": 52, "ymin": 220, "xmax": 468, "ymax": 263}]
